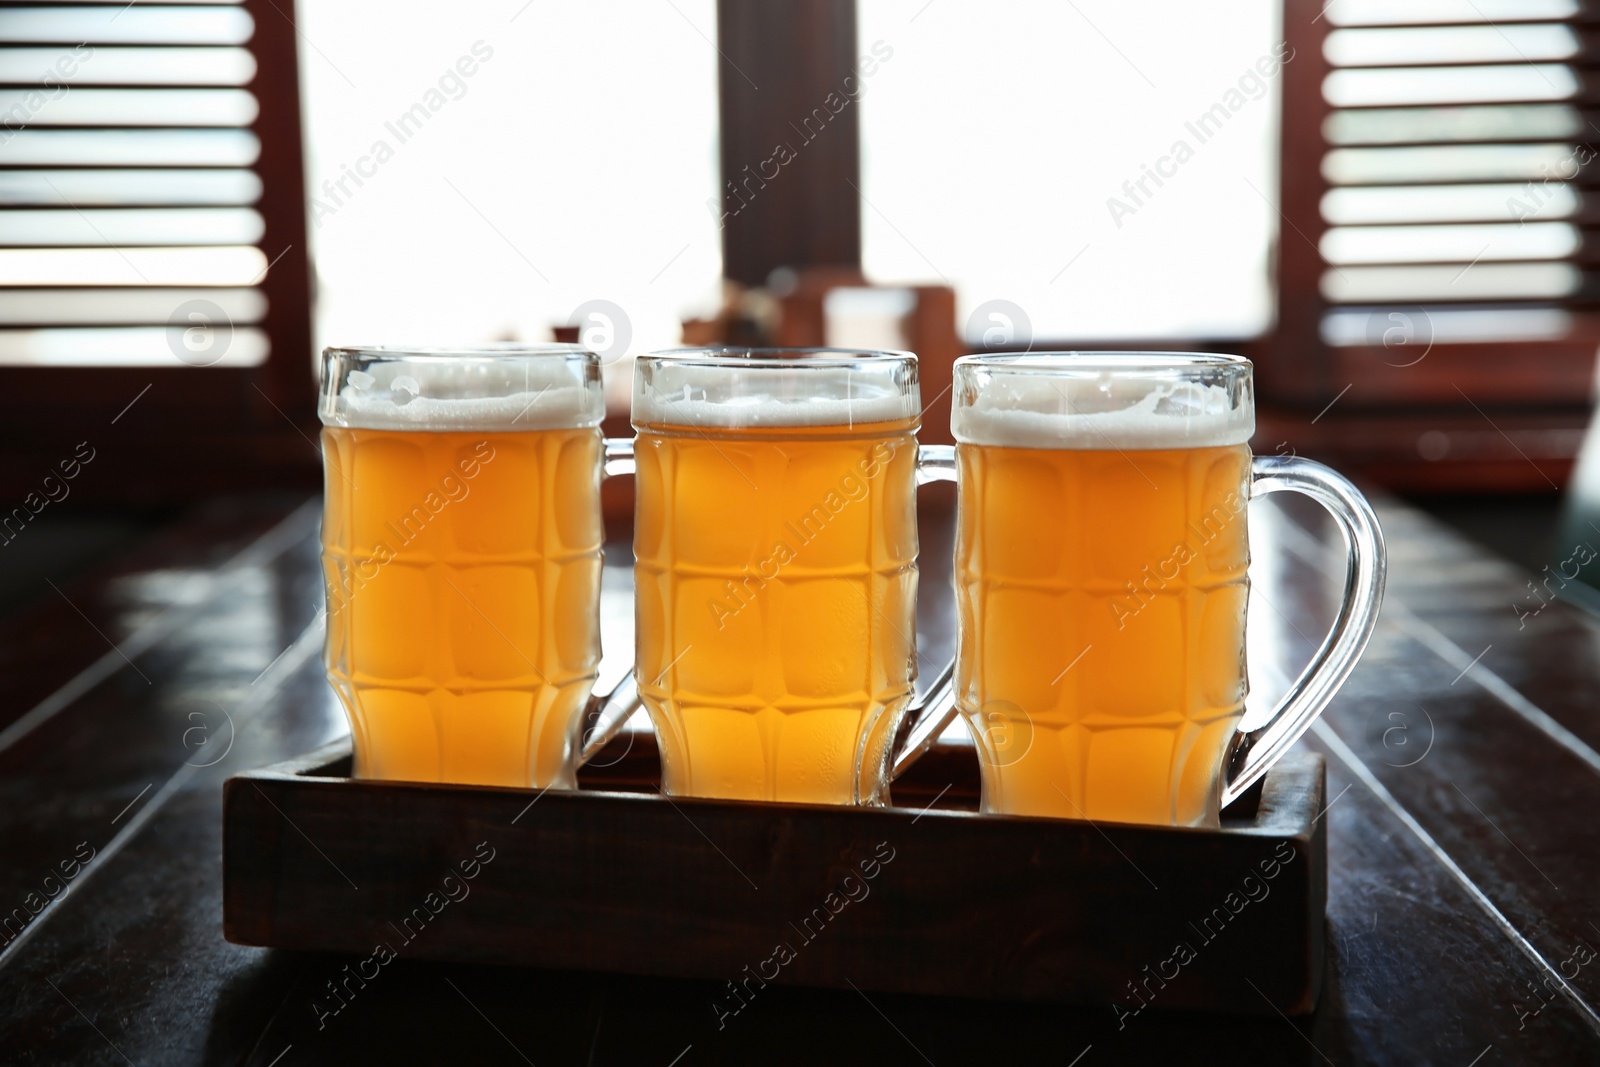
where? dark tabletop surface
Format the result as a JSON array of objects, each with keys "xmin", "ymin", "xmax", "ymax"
[{"xmin": 0, "ymin": 486, "xmax": 1597, "ymax": 1066}]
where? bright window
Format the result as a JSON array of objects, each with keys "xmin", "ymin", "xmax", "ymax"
[
  {"xmin": 298, "ymin": 0, "xmax": 723, "ymax": 378},
  {"xmin": 857, "ymin": 0, "xmax": 1282, "ymax": 342}
]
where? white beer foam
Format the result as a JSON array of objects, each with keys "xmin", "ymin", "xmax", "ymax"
[
  {"xmin": 953, "ymin": 377, "xmax": 1252, "ymax": 449},
  {"xmin": 633, "ymin": 365, "xmax": 916, "ymax": 428},
  {"xmin": 321, "ymin": 358, "xmax": 602, "ymax": 432}
]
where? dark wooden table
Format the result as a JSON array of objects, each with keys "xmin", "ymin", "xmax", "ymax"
[{"xmin": 1, "ymin": 487, "xmax": 1597, "ymax": 1066}]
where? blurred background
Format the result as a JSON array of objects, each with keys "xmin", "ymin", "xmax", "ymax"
[{"xmin": 1, "ymin": 0, "xmax": 1598, "ymax": 614}]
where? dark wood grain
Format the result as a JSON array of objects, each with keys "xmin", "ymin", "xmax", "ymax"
[
  {"xmin": 0, "ymin": 521, "xmax": 325, "ymax": 959},
  {"xmin": 0, "ymin": 489, "xmax": 1597, "ymax": 1065},
  {"xmin": 1257, "ymin": 496, "xmax": 1600, "ymax": 1019},
  {"xmin": 0, "ymin": 495, "xmax": 314, "ymax": 740}
]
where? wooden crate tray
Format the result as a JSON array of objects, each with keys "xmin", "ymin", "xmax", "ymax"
[{"xmin": 223, "ymin": 740, "xmax": 1325, "ymax": 1016}]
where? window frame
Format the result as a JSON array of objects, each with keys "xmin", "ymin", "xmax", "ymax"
[{"xmin": 0, "ymin": 0, "xmax": 317, "ymax": 503}]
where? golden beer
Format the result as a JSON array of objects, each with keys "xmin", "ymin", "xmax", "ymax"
[
  {"xmin": 632, "ymin": 351, "xmax": 921, "ymax": 805},
  {"xmin": 957, "ymin": 442, "xmax": 1250, "ymax": 825},
  {"xmin": 952, "ymin": 355, "xmax": 1254, "ymax": 827},
  {"xmin": 319, "ymin": 347, "xmax": 604, "ymax": 788}
]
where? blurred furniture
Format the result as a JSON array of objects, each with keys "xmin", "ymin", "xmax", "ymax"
[
  {"xmin": 0, "ymin": 0, "xmax": 316, "ymax": 503},
  {"xmin": 772, "ymin": 273, "xmax": 960, "ymax": 425},
  {"xmin": 2, "ymin": 490, "xmax": 1599, "ymax": 1062},
  {"xmin": 673, "ymin": 269, "xmax": 962, "ymax": 444}
]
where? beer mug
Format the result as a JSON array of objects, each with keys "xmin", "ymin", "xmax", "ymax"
[
  {"xmin": 944, "ymin": 352, "xmax": 1384, "ymax": 828},
  {"xmin": 629, "ymin": 347, "xmax": 955, "ymax": 805},
  {"xmin": 319, "ymin": 344, "xmax": 634, "ymax": 788}
]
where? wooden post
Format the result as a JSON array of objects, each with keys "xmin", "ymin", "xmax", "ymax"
[{"xmin": 715, "ymin": 0, "xmax": 863, "ymax": 286}]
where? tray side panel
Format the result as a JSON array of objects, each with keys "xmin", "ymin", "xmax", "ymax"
[{"xmin": 223, "ymin": 752, "xmax": 1326, "ymax": 1015}]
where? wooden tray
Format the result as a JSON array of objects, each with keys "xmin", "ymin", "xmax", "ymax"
[{"xmin": 223, "ymin": 741, "xmax": 1325, "ymax": 1016}]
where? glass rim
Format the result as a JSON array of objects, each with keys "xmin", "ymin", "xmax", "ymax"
[
  {"xmin": 956, "ymin": 351, "xmax": 1250, "ymax": 372},
  {"xmin": 639, "ymin": 346, "xmax": 917, "ymax": 369},
  {"xmin": 323, "ymin": 342, "xmax": 593, "ymax": 364}
]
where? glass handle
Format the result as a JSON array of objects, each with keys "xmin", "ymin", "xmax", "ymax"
[
  {"xmin": 580, "ymin": 672, "xmax": 639, "ymax": 767},
  {"xmin": 579, "ymin": 437, "xmax": 640, "ymax": 767},
  {"xmin": 1221, "ymin": 454, "xmax": 1387, "ymax": 807},
  {"xmin": 890, "ymin": 444, "xmax": 961, "ymax": 780}
]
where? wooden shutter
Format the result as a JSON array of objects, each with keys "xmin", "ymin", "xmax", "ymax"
[
  {"xmin": 0, "ymin": 1, "xmax": 314, "ymax": 501},
  {"xmin": 1265, "ymin": 0, "xmax": 1598, "ymax": 490}
]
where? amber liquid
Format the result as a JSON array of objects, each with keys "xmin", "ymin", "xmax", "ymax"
[
  {"xmin": 321, "ymin": 425, "xmax": 603, "ymax": 787},
  {"xmin": 955, "ymin": 442, "xmax": 1251, "ymax": 826},
  {"xmin": 633, "ymin": 417, "xmax": 919, "ymax": 804}
]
